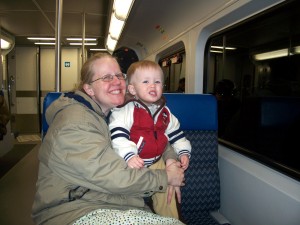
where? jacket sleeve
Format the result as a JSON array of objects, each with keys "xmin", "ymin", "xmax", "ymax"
[
  {"xmin": 109, "ymin": 104, "xmax": 138, "ymax": 162},
  {"xmin": 165, "ymin": 106, "xmax": 192, "ymax": 157},
  {"xmin": 161, "ymin": 143, "xmax": 178, "ymax": 162},
  {"xmin": 44, "ymin": 105, "xmax": 168, "ymax": 197}
]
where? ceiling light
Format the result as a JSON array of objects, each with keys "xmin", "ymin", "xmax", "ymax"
[
  {"xmin": 1, "ymin": 39, "xmax": 11, "ymax": 49},
  {"xmin": 106, "ymin": 0, "xmax": 135, "ymax": 52},
  {"xmin": 0, "ymin": 30, "xmax": 14, "ymax": 53},
  {"xmin": 113, "ymin": 0, "xmax": 134, "ymax": 20},
  {"xmin": 211, "ymin": 45, "xmax": 236, "ymax": 50},
  {"xmin": 66, "ymin": 38, "xmax": 97, "ymax": 41},
  {"xmin": 69, "ymin": 42, "xmax": 97, "ymax": 46},
  {"xmin": 253, "ymin": 46, "xmax": 300, "ymax": 61},
  {"xmin": 106, "ymin": 35, "xmax": 117, "ymax": 52},
  {"xmin": 28, "ymin": 37, "xmax": 55, "ymax": 41},
  {"xmin": 254, "ymin": 49, "xmax": 288, "ymax": 61},
  {"xmin": 90, "ymin": 48, "xmax": 107, "ymax": 51},
  {"xmin": 210, "ymin": 50, "xmax": 223, "ymax": 53},
  {"xmin": 109, "ymin": 13, "xmax": 125, "ymax": 40},
  {"xmin": 34, "ymin": 42, "xmax": 56, "ymax": 45},
  {"xmin": 293, "ymin": 46, "xmax": 300, "ymax": 54}
]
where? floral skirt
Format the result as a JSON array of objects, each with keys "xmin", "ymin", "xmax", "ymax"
[{"xmin": 73, "ymin": 209, "xmax": 185, "ymax": 225}]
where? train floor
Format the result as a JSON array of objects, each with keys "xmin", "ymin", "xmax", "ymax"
[
  {"xmin": 0, "ymin": 133, "xmax": 41, "ymax": 179},
  {"xmin": 0, "ymin": 141, "xmax": 40, "ymax": 225}
]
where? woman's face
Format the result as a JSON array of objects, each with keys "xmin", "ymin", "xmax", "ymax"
[{"xmin": 85, "ymin": 57, "xmax": 126, "ymax": 115}]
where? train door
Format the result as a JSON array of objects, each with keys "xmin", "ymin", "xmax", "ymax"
[
  {"xmin": 40, "ymin": 47, "xmax": 81, "ymax": 101},
  {"xmin": 7, "ymin": 46, "xmax": 81, "ymax": 136},
  {"xmin": 39, "ymin": 47, "xmax": 81, "ymax": 133},
  {"xmin": 7, "ymin": 47, "xmax": 40, "ymax": 135}
]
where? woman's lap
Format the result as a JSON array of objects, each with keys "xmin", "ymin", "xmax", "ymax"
[{"xmin": 73, "ymin": 208, "xmax": 185, "ymax": 225}]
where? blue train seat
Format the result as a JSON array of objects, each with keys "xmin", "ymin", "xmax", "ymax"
[
  {"xmin": 42, "ymin": 92, "xmax": 228, "ymax": 225},
  {"xmin": 42, "ymin": 92, "xmax": 62, "ymax": 138},
  {"xmin": 164, "ymin": 93, "xmax": 227, "ymax": 225}
]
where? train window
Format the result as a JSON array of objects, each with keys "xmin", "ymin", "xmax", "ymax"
[
  {"xmin": 159, "ymin": 50, "xmax": 186, "ymax": 93},
  {"xmin": 113, "ymin": 47, "xmax": 139, "ymax": 73},
  {"xmin": 205, "ymin": 0, "xmax": 300, "ymax": 180}
]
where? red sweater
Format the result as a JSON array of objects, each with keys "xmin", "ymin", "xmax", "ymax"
[{"xmin": 130, "ymin": 105, "xmax": 170, "ymax": 159}]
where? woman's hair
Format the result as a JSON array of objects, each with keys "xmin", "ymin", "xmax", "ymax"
[
  {"xmin": 127, "ymin": 60, "xmax": 163, "ymax": 84},
  {"xmin": 77, "ymin": 53, "xmax": 118, "ymax": 91}
]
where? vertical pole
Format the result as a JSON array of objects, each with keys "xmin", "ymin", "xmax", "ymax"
[
  {"xmin": 36, "ymin": 47, "xmax": 41, "ymax": 132},
  {"xmin": 55, "ymin": 0, "xmax": 63, "ymax": 92},
  {"xmin": 82, "ymin": 12, "xmax": 86, "ymax": 65},
  {"xmin": 0, "ymin": 19, "xmax": 3, "ymax": 90},
  {"xmin": 222, "ymin": 35, "xmax": 226, "ymax": 80}
]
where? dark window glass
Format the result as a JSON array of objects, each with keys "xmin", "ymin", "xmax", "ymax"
[
  {"xmin": 113, "ymin": 47, "xmax": 139, "ymax": 73},
  {"xmin": 205, "ymin": 0, "xmax": 300, "ymax": 180}
]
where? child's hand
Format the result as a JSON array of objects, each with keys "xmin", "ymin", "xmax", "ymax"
[
  {"xmin": 128, "ymin": 155, "xmax": 144, "ymax": 169},
  {"xmin": 180, "ymin": 155, "xmax": 190, "ymax": 170}
]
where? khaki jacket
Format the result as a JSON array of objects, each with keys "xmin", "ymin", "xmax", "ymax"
[{"xmin": 32, "ymin": 91, "xmax": 177, "ymax": 225}]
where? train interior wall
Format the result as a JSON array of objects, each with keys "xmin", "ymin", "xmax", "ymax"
[
  {"xmin": 219, "ymin": 145, "xmax": 300, "ymax": 225},
  {"xmin": 6, "ymin": 47, "xmax": 81, "ymax": 136}
]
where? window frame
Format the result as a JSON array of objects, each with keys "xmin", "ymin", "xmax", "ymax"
[{"xmin": 204, "ymin": 0, "xmax": 300, "ymax": 181}]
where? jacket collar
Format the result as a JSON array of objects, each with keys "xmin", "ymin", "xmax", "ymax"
[{"xmin": 118, "ymin": 93, "xmax": 166, "ymax": 118}]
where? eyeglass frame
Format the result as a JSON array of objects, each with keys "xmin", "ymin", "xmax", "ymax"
[{"xmin": 89, "ymin": 72, "xmax": 127, "ymax": 84}]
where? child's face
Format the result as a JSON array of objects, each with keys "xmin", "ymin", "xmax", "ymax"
[{"xmin": 128, "ymin": 67, "xmax": 164, "ymax": 105}]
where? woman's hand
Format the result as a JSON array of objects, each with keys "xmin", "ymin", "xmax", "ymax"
[
  {"xmin": 165, "ymin": 159, "xmax": 185, "ymax": 187},
  {"xmin": 167, "ymin": 185, "xmax": 182, "ymax": 204}
]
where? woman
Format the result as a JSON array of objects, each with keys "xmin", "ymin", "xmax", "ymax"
[{"xmin": 32, "ymin": 53, "xmax": 185, "ymax": 225}]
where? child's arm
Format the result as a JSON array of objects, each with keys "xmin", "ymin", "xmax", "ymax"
[
  {"xmin": 165, "ymin": 107, "xmax": 192, "ymax": 161},
  {"xmin": 109, "ymin": 105, "xmax": 138, "ymax": 161},
  {"xmin": 179, "ymin": 154, "xmax": 190, "ymax": 170}
]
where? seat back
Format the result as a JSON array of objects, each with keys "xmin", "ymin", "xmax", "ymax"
[
  {"xmin": 42, "ymin": 92, "xmax": 62, "ymax": 138},
  {"xmin": 42, "ymin": 92, "xmax": 221, "ymax": 224},
  {"xmin": 164, "ymin": 93, "xmax": 220, "ymax": 225}
]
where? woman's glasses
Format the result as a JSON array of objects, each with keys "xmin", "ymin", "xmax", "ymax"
[{"xmin": 90, "ymin": 73, "xmax": 127, "ymax": 83}]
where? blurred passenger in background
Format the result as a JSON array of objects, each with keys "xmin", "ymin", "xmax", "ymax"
[
  {"xmin": 0, "ymin": 90, "xmax": 10, "ymax": 140},
  {"xmin": 176, "ymin": 78, "xmax": 185, "ymax": 93},
  {"xmin": 214, "ymin": 79, "xmax": 240, "ymax": 137}
]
